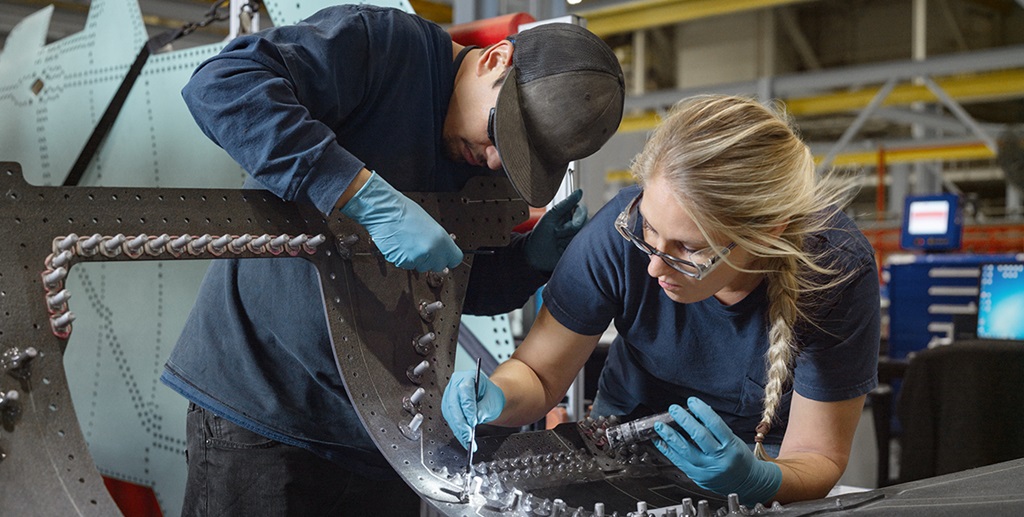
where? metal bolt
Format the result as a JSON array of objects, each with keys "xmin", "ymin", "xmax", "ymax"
[
  {"xmin": 51, "ymin": 311, "xmax": 76, "ymax": 330},
  {"xmin": 43, "ymin": 267, "xmax": 67, "ymax": 289},
  {"xmin": 399, "ymin": 413, "xmax": 424, "ymax": 440},
  {"xmin": 403, "ymin": 387, "xmax": 426, "ymax": 413},
  {"xmin": 126, "ymin": 234, "xmax": 148, "ymax": 255},
  {"xmin": 552, "ymin": 499, "xmax": 567, "ymax": 517},
  {"xmin": 78, "ymin": 233, "xmax": 102, "ymax": 256},
  {"xmin": 229, "ymin": 234, "xmax": 252, "ymax": 254},
  {"xmin": 50, "ymin": 250, "xmax": 73, "ymax": 269},
  {"xmin": 727, "ymin": 494, "xmax": 741, "ymax": 513},
  {"xmin": 268, "ymin": 234, "xmax": 289, "ymax": 253},
  {"xmin": 696, "ymin": 500, "xmax": 711, "ymax": 517},
  {"xmin": 249, "ymin": 234, "xmax": 271, "ymax": 252},
  {"xmin": 413, "ymin": 332, "xmax": 436, "ymax": 355},
  {"xmin": 286, "ymin": 234, "xmax": 308, "ymax": 254},
  {"xmin": 102, "ymin": 234, "xmax": 126, "ymax": 256},
  {"xmin": 146, "ymin": 234, "xmax": 171, "ymax": 255},
  {"xmin": 679, "ymin": 497, "xmax": 696, "ymax": 515},
  {"xmin": 47, "ymin": 289, "xmax": 71, "ymax": 310},
  {"xmin": 337, "ymin": 234, "xmax": 359, "ymax": 259},
  {"xmin": 210, "ymin": 234, "xmax": 232, "ymax": 254},
  {"xmin": 419, "ymin": 300, "xmax": 444, "ymax": 322},
  {"xmin": 426, "ymin": 268, "xmax": 449, "ymax": 288},
  {"xmin": 304, "ymin": 234, "xmax": 326, "ymax": 252},
  {"xmin": 0, "ymin": 390, "xmax": 18, "ymax": 407},
  {"xmin": 0, "ymin": 390, "xmax": 21, "ymax": 431},
  {"xmin": 56, "ymin": 234, "xmax": 79, "ymax": 253},
  {"xmin": 169, "ymin": 234, "xmax": 192, "ymax": 254},
  {"xmin": 407, "ymin": 360, "xmax": 430, "ymax": 384},
  {"xmin": 188, "ymin": 234, "xmax": 212, "ymax": 255},
  {"xmin": 1, "ymin": 347, "xmax": 38, "ymax": 373}
]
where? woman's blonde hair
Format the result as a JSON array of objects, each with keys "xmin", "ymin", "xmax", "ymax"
[{"xmin": 630, "ymin": 94, "xmax": 857, "ymax": 460}]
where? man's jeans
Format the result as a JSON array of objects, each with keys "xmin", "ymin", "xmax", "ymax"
[{"xmin": 182, "ymin": 403, "xmax": 420, "ymax": 516}]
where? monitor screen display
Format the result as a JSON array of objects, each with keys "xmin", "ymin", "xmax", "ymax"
[
  {"xmin": 900, "ymin": 194, "xmax": 962, "ymax": 251},
  {"xmin": 907, "ymin": 199, "xmax": 950, "ymax": 235},
  {"xmin": 977, "ymin": 263, "xmax": 1024, "ymax": 341}
]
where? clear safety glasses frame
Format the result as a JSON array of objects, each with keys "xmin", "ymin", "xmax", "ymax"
[{"xmin": 614, "ymin": 193, "xmax": 735, "ymax": 280}]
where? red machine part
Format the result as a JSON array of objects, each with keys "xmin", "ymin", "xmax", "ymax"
[{"xmin": 448, "ymin": 12, "xmax": 537, "ymax": 47}]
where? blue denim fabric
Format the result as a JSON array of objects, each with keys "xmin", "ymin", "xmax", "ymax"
[{"xmin": 182, "ymin": 404, "xmax": 421, "ymax": 517}]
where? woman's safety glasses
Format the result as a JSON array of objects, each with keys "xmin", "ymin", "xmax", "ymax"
[{"xmin": 614, "ymin": 192, "xmax": 735, "ymax": 280}]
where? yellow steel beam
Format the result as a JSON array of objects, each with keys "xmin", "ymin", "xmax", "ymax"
[
  {"xmin": 602, "ymin": 141, "xmax": 996, "ymax": 179},
  {"xmin": 620, "ymin": 68, "xmax": 1024, "ymax": 134},
  {"xmin": 410, "ymin": 0, "xmax": 453, "ymax": 24},
  {"xmin": 786, "ymin": 69, "xmax": 1024, "ymax": 116},
  {"xmin": 579, "ymin": 0, "xmax": 815, "ymax": 37},
  {"xmin": 618, "ymin": 111, "xmax": 663, "ymax": 133},
  {"xmin": 824, "ymin": 142, "xmax": 996, "ymax": 168}
]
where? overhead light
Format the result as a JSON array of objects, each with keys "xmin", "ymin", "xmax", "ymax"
[{"xmin": 567, "ymin": 0, "xmax": 582, "ymax": 4}]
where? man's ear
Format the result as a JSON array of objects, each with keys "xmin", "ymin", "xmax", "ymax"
[{"xmin": 476, "ymin": 40, "xmax": 513, "ymax": 77}]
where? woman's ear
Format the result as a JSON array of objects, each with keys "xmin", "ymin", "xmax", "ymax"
[{"xmin": 769, "ymin": 220, "xmax": 789, "ymax": 237}]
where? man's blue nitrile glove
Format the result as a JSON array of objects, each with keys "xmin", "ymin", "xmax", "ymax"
[
  {"xmin": 653, "ymin": 397, "xmax": 782, "ymax": 506},
  {"xmin": 524, "ymin": 189, "xmax": 588, "ymax": 272},
  {"xmin": 340, "ymin": 172, "xmax": 463, "ymax": 272},
  {"xmin": 441, "ymin": 370, "xmax": 506, "ymax": 451}
]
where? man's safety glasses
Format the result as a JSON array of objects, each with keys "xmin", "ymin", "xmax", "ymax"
[{"xmin": 614, "ymin": 193, "xmax": 735, "ymax": 280}]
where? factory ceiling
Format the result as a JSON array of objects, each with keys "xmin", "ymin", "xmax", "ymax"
[{"xmin": 1, "ymin": 0, "xmax": 1023, "ymax": 219}]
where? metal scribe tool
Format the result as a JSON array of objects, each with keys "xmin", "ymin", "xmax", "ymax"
[{"xmin": 462, "ymin": 357, "xmax": 482, "ymax": 502}]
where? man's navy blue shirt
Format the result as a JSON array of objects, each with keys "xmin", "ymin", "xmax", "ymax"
[{"xmin": 162, "ymin": 5, "xmax": 547, "ymax": 478}]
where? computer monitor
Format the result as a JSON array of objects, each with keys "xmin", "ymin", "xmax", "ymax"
[
  {"xmin": 900, "ymin": 194, "xmax": 963, "ymax": 251},
  {"xmin": 977, "ymin": 263, "xmax": 1024, "ymax": 341}
]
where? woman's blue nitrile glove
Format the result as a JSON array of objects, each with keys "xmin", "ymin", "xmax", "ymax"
[
  {"xmin": 524, "ymin": 189, "xmax": 589, "ymax": 272},
  {"xmin": 441, "ymin": 370, "xmax": 506, "ymax": 451},
  {"xmin": 653, "ymin": 398, "xmax": 782, "ymax": 506},
  {"xmin": 340, "ymin": 172, "xmax": 463, "ymax": 272}
]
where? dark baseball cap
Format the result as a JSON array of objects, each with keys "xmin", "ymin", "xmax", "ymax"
[{"xmin": 492, "ymin": 23, "xmax": 625, "ymax": 207}]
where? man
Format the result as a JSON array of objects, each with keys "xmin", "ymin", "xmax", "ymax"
[{"xmin": 161, "ymin": 4, "xmax": 624, "ymax": 515}]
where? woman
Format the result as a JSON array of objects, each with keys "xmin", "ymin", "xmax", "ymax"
[{"xmin": 442, "ymin": 94, "xmax": 880, "ymax": 506}]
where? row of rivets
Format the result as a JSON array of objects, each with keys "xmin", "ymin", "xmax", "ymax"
[
  {"xmin": 52, "ymin": 232, "xmax": 326, "ymax": 259},
  {"xmin": 399, "ymin": 264, "xmax": 453, "ymax": 440},
  {"xmin": 42, "ymin": 232, "xmax": 325, "ymax": 338}
]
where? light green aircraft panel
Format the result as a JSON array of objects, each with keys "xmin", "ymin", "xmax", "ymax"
[{"xmin": 0, "ymin": 1, "xmax": 418, "ymax": 515}]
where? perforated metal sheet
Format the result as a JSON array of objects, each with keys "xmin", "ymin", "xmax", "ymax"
[{"xmin": 0, "ymin": 161, "xmax": 526, "ymax": 515}]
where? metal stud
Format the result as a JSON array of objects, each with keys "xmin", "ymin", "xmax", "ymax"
[
  {"xmin": 47, "ymin": 289, "xmax": 71, "ymax": 310},
  {"xmin": 228, "ymin": 234, "xmax": 252, "ymax": 254},
  {"xmin": 146, "ymin": 234, "xmax": 171, "ymax": 255},
  {"xmin": 42, "ymin": 267, "xmax": 67, "ymax": 289},
  {"xmin": 399, "ymin": 413, "xmax": 424, "ymax": 440},
  {"xmin": 407, "ymin": 360, "xmax": 430, "ymax": 384},
  {"xmin": 125, "ymin": 234, "xmax": 148, "ymax": 256},
  {"xmin": 188, "ymin": 234, "xmax": 213, "ymax": 255},
  {"xmin": 55, "ymin": 234, "xmax": 79, "ymax": 253},
  {"xmin": 419, "ymin": 300, "xmax": 444, "ymax": 323},
  {"xmin": 49, "ymin": 250, "xmax": 73, "ymax": 269},
  {"xmin": 77, "ymin": 233, "xmax": 102, "ymax": 256},
  {"xmin": 403, "ymin": 387, "xmax": 426, "ymax": 414},
  {"xmin": 249, "ymin": 234, "xmax": 271, "ymax": 253},
  {"xmin": 413, "ymin": 332, "xmax": 436, "ymax": 355},
  {"xmin": 168, "ymin": 234, "xmax": 192, "ymax": 255},
  {"xmin": 267, "ymin": 234, "xmax": 289, "ymax": 254},
  {"xmin": 101, "ymin": 234, "xmax": 126, "ymax": 256}
]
